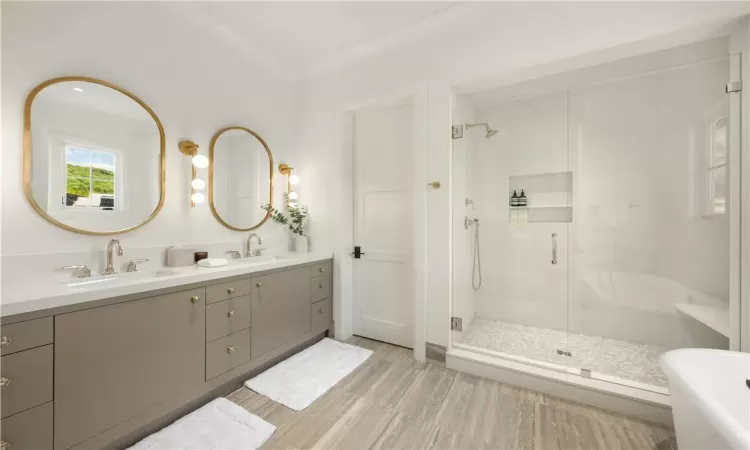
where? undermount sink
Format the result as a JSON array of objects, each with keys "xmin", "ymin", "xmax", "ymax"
[{"xmin": 63, "ymin": 269, "xmax": 178, "ymax": 287}]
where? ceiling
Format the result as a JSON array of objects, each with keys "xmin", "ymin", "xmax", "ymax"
[{"xmin": 169, "ymin": 2, "xmax": 459, "ymax": 80}]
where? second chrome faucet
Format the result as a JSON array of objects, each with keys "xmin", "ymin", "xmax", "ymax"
[{"xmin": 105, "ymin": 239, "xmax": 123, "ymax": 275}]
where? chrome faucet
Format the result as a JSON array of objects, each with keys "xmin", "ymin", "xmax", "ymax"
[
  {"xmin": 245, "ymin": 233, "xmax": 265, "ymax": 257},
  {"xmin": 105, "ymin": 239, "xmax": 123, "ymax": 275}
]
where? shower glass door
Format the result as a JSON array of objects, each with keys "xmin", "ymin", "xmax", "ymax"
[
  {"xmin": 451, "ymin": 92, "xmax": 571, "ymax": 372},
  {"xmin": 567, "ymin": 55, "xmax": 734, "ymax": 392}
]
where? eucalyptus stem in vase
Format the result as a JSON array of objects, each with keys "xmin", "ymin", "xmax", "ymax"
[{"xmin": 261, "ymin": 203, "xmax": 310, "ymax": 252}]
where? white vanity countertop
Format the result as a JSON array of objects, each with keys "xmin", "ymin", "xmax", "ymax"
[{"xmin": 1, "ymin": 253, "xmax": 333, "ymax": 318}]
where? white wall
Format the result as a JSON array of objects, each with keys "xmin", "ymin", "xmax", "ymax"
[
  {"xmin": 1, "ymin": 3, "xmax": 302, "ymax": 270},
  {"xmin": 298, "ymin": 1, "xmax": 748, "ymax": 347}
]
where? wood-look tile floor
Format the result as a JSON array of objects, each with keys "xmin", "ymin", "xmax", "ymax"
[{"xmin": 227, "ymin": 336, "xmax": 677, "ymax": 450}]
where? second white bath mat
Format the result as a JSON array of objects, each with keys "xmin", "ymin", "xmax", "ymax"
[
  {"xmin": 245, "ymin": 338, "xmax": 373, "ymax": 411},
  {"xmin": 128, "ymin": 398, "xmax": 275, "ymax": 450}
]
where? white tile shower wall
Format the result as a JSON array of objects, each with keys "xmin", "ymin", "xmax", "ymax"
[
  {"xmin": 567, "ymin": 55, "xmax": 730, "ymax": 349},
  {"xmin": 1, "ymin": 3, "xmax": 302, "ymax": 277},
  {"xmin": 470, "ymin": 92, "xmax": 570, "ymax": 332}
]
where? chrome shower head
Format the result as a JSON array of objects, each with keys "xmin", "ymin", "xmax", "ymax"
[{"xmin": 466, "ymin": 123, "xmax": 498, "ymax": 139}]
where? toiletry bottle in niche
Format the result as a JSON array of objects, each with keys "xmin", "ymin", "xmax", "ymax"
[
  {"xmin": 519, "ymin": 190, "xmax": 528, "ymax": 207},
  {"xmin": 510, "ymin": 190, "xmax": 519, "ymax": 207}
]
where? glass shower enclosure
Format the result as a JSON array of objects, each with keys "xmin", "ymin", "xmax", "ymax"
[{"xmin": 450, "ymin": 40, "xmax": 740, "ymax": 396}]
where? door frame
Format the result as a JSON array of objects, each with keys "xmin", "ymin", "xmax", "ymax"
[{"xmin": 339, "ymin": 86, "xmax": 428, "ymax": 361}]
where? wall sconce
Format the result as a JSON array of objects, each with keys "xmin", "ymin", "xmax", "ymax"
[
  {"xmin": 179, "ymin": 140, "xmax": 207, "ymax": 207},
  {"xmin": 278, "ymin": 163, "xmax": 300, "ymax": 207}
]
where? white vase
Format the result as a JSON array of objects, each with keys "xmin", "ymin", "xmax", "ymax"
[{"xmin": 294, "ymin": 235, "xmax": 309, "ymax": 253}]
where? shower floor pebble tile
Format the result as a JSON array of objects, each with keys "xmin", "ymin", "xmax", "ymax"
[{"xmin": 459, "ymin": 317, "xmax": 669, "ymax": 388}]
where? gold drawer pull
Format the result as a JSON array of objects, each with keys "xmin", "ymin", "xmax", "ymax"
[
  {"xmin": 319, "ymin": 268, "xmax": 325, "ymax": 273},
  {"xmin": 1, "ymin": 440, "xmax": 10, "ymax": 450},
  {"xmin": 227, "ymin": 287, "xmax": 235, "ymax": 294},
  {"xmin": 318, "ymin": 308, "xmax": 324, "ymax": 314},
  {"xmin": 256, "ymin": 281, "xmax": 263, "ymax": 287},
  {"xmin": 190, "ymin": 295, "xmax": 200, "ymax": 303},
  {"xmin": 227, "ymin": 310, "xmax": 235, "ymax": 317},
  {"xmin": 226, "ymin": 346, "xmax": 235, "ymax": 354},
  {"xmin": 0, "ymin": 377, "xmax": 10, "ymax": 388},
  {"xmin": 0, "ymin": 336, "xmax": 11, "ymax": 347}
]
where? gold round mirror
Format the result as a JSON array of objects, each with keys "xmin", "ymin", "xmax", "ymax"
[
  {"xmin": 23, "ymin": 77, "xmax": 165, "ymax": 235},
  {"xmin": 209, "ymin": 126, "xmax": 273, "ymax": 231}
]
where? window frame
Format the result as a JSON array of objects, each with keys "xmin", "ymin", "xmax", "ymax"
[{"xmin": 59, "ymin": 140, "xmax": 123, "ymax": 213}]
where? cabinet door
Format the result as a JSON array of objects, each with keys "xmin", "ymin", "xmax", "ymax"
[
  {"xmin": 251, "ymin": 267, "xmax": 311, "ymax": 357},
  {"xmin": 54, "ymin": 288, "xmax": 205, "ymax": 450}
]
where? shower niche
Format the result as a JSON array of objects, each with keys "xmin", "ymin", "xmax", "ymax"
[{"xmin": 509, "ymin": 171, "xmax": 572, "ymax": 223}]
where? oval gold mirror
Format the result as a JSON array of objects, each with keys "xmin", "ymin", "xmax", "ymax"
[
  {"xmin": 24, "ymin": 77, "xmax": 165, "ymax": 235},
  {"xmin": 209, "ymin": 127, "xmax": 273, "ymax": 231}
]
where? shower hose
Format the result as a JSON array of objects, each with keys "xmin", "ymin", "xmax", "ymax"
[{"xmin": 472, "ymin": 219, "xmax": 482, "ymax": 291}]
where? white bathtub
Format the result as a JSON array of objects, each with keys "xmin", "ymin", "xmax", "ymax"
[{"xmin": 661, "ymin": 349, "xmax": 749, "ymax": 450}]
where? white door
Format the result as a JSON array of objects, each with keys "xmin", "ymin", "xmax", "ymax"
[{"xmin": 352, "ymin": 101, "xmax": 414, "ymax": 348}]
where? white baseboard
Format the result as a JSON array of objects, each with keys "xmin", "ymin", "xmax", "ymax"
[{"xmin": 447, "ymin": 348, "xmax": 674, "ymax": 427}]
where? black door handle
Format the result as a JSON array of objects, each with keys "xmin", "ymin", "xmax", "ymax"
[{"xmin": 352, "ymin": 246, "xmax": 366, "ymax": 259}]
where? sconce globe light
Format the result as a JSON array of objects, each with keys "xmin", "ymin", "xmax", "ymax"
[
  {"xmin": 191, "ymin": 154, "xmax": 209, "ymax": 169},
  {"xmin": 289, "ymin": 174, "xmax": 300, "ymax": 185},
  {"xmin": 178, "ymin": 140, "xmax": 206, "ymax": 207},
  {"xmin": 191, "ymin": 192, "xmax": 205, "ymax": 204}
]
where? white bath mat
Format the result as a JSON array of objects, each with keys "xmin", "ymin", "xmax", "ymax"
[
  {"xmin": 245, "ymin": 338, "xmax": 373, "ymax": 411},
  {"xmin": 128, "ymin": 398, "xmax": 275, "ymax": 450}
]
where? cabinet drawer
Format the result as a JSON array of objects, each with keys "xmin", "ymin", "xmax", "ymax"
[
  {"xmin": 0, "ymin": 317, "xmax": 53, "ymax": 356},
  {"xmin": 311, "ymin": 261, "xmax": 332, "ymax": 277},
  {"xmin": 311, "ymin": 275, "xmax": 332, "ymax": 303},
  {"xmin": 312, "ymin": 298, "xmax": 332, "ymax": 334},
  {"xmin": 206, "ymin": 295, "xmax": 251, "ymax": 342},
  {"xmin": 206, "ymin": 279, "xmax": 252, "ymax": 304},
  {"xmin": 0, "ymin": 401, "xmax": 53, "ymax": 450},
  {"xmin": 206, "ymin": 328, "xmax": 250, "ymax": 380},
  {"xmin": 1, "ymin": 345, "xmax": 53, "ymax": 418}
]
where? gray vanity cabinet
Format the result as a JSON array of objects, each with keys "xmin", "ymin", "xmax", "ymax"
[
  {"xmin": 2, "ymin": 259, "xmax": 332, "ymax": 449},
  {"xmin": 53, "ymin": 288, "xmax": 206, "ymax": 450},
  {"xmin": 251, "ymin": 267, "xmax": 312, "ymax": 357}
]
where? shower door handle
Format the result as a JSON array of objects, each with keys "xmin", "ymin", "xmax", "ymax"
[{"xmin": 551, "ymin": 233, "xmax": 558, "ymax": 265}]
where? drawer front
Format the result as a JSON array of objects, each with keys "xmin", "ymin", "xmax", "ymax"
[
  {"xmin": 0, "ymin": 401, "xmax": 53, "ymax": 450},
  {"xmin": 311, "ymin": 275, "xmax": 332, "ymax": 303},
  {"xmin": 311, "ymin": 261, "xmax": 332, "ymax": 278},
  {"xmin": 0, "ymin": 345, "xmax": 53, "ymax": 418},
  {"xmin": 206, "ymin": 296, "xmax": 251, "ymax": 342},
  {"xmin": 206, "ymin": 328, "xmax": 251, "ymax": 380},
  {"xmin": 0, "ymin": 317, "xmax": 53, "ymax": 356},
  {"xmin": 206, "ymin": 279, "xmax": 252, "ymax": 304},
  {"xmin": 312, "ymin": 298, "xmax": 333, "ymax": 334}
]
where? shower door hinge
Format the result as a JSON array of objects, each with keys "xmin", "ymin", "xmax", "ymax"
[
  {"xmin": 451, "ymin": 317, "xmax": 463, "ymax": 331},
  {"xmin": 452, "ymin": 125, "xmax": 464, "ymax": 139},
  {"xmin": 726, "ymin": 81, "xmax": 742, "ymax": 93}
]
